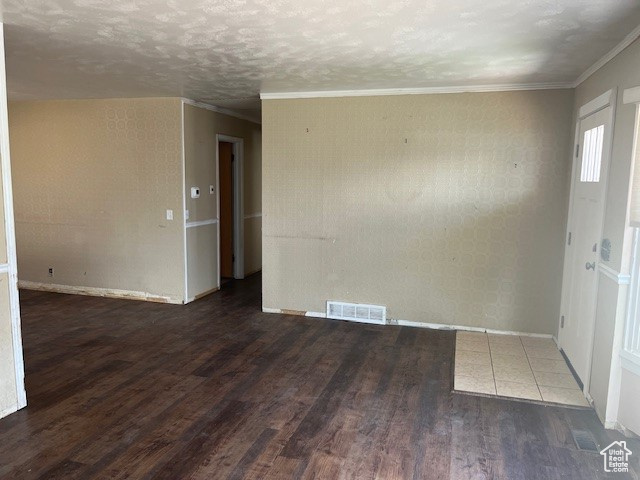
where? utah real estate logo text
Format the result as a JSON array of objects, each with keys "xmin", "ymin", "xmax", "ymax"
[{"xmin": 600, "ymin": 441, "xmax": 632, "ymax": 473}]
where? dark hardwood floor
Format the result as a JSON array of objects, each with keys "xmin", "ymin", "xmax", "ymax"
[{"xmin": 0, "ymin": 273, "xmax": 638, "ymax": 479}]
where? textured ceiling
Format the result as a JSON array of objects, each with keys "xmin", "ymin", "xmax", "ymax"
[{"xmin": 2, "ymin": 0, "xmax": 640, "ymax": 120}]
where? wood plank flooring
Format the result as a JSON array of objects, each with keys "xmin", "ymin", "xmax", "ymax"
[{"xmin": 0, "ymin": 273, "xmax": 638, "ymax": 479}]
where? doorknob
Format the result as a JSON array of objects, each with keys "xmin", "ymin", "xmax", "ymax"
[{"xmin": 585, "ymin": 262, "xmax": 596, "ymax": 271}]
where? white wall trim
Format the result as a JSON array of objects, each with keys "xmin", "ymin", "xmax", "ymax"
[
  {"xmin": 18, "ymin": 280, "xmax": 180, "ymax": 304},
  {"xmin": 260, "ymin": 82, "xmax": 572, "ymax": 100},
  {"xmin": 181, "ymin": 98, "xmax": 260, "ymax": 125},
  {"xmin": 261, "ymin": 308, "xmax": 327, "ymax": 318},
  {"xmin": 598, "ymin": 263, "xmax": 632, "ymax": 284},
  {"xmin": 215, "ymin": 129, "xmax": 221, "ymax": 290},
  {"xmin": 181, "ymin": 101, "xmax": 189, "ymax": 303},
  {"xmin": 262, "ymin": 307, "xmax": 281, "ymax": 314},
  {"xmin": 0, "ymin": 24, "xmax": 26, "ymax": 411},
  {"xmin": 216, "ymin": 134, "xmax": 245, "ymax": 281},
  {"xmin": 244, "ymin": 212, "xmax": 262, "ymax": 219},
  {"xmin": 574, "ymin": 24, "xmax": 640, "ymax": 87},
  {"xmin": 623, "ymin": 86, "xmax": 640, "ymax": 105},
  {"xmin": 394, "ymin": 319, "xmax": 554, "ymax": 338},
  {"xmin": 186, "ymin": 218, "xmax": 218, "ymax": 228},
  {"xmin": 578, "ymin": 89, "xmax": 615, "ymax": 118}
]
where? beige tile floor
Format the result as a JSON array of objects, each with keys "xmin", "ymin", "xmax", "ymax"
[{"xmin": 454, "ymin": 331, "xmax": 590, "ymax": 407}]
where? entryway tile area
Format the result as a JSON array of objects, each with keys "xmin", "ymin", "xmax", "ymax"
[{"xmin": 454, "ymin": 331, "xmax": 589, "ymax": 407}]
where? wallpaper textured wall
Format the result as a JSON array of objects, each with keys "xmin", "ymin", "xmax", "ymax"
[
  {"xmin": 9, "ymin": 98, "xmax": 185, "ymax": 302},
  {"xmin": 263, "ymin": 90, "xmax": 574, "ymax": 334}
]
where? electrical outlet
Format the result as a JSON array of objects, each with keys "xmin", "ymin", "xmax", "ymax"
[
  {"xmin": 48, "ymin": 267, "xmax": 54, "ymax": 277},
  {"xmin": 209, "ymin": 185, "xmax": 215, "ymax": 194},
  {"xmin": 166, "ymin": 209, "xmax": 173, "ymax": 221}
]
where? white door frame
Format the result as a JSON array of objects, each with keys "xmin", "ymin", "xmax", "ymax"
[
  {"xmin": 559, "ymin": 88, "xmax": 617, "ymax": 394},
  {"xmin": 0, "ymin": 23, "xmax": 26, "ymax": 414},
  {"xmin": 216, "ymin": 134, "xmax": 244, "ymax": 284}
]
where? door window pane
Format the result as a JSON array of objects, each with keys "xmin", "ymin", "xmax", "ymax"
[{"xmin": 580, "ymin": 125, "xmax": 604, "ymax": 183}]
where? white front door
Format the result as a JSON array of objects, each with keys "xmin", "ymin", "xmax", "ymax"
[{"xmin": 560, "ymin": 105, "xmax": 612, "ymax": 384}]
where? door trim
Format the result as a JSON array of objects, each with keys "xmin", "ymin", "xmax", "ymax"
[
  {"xmin": 181, "ymin": 101, "xmax": 188, "ymax": 303},
  {"xmin": 216, "ymin": 135, "xmax": 244, "ymax": 284},
  {"xmin": 0, "ymin": 24, "xmax": 26, "ymax": 411},
  {"xmin": 578, "ymin": 89, "xmax": 615, "ymax": 119},
  {"xmin": 559, "ymin": 88, "xmax": 617, "ymax": 394}
]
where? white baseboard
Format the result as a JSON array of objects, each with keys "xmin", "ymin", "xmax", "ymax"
[
  {"xmin": 262, "ymin": 307, "xmax": 553, "ymax": 337},
  {"xmin": 262, "ymin": 307, "xmax": 282, "ymax": 314},
  {"xmin": 396, "ymin": 319, "xmax": 554, "ymax": 338},
  {"xmin": 18, "ymin": 280, "xmax": 181, "ymax": 304}
]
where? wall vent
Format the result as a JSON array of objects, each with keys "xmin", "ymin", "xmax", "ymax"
[{"xmin": 326, "ymin": 301, "xmax": 386, "ymax": 325}]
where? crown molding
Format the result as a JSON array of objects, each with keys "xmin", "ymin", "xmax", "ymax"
[
  {"xmin": 573, "ymin": 23, "xmax": 640, "ymax": 88},
  {"xmin": 181, "ymin": 98, "xmax": 261, "ymax": 125},
  {"xmin": 259, "ymin": 82, "xmax": 572, "ymax": 100}
]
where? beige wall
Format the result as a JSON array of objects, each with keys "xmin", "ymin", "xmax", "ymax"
[
  {"xmin": 183, "ymin": 103, "xmax": 262, "ymax": 300},
  {"xmin": 574, "ymin": 38, "xmax": 640, "ymax": 433},
  {"xmin": 263, "ymin": 90, "xmax": 574, "ymax": 334},
  {"xmin": 9, "ymin": 98, "xmax": 185, "ymax": 303}
]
